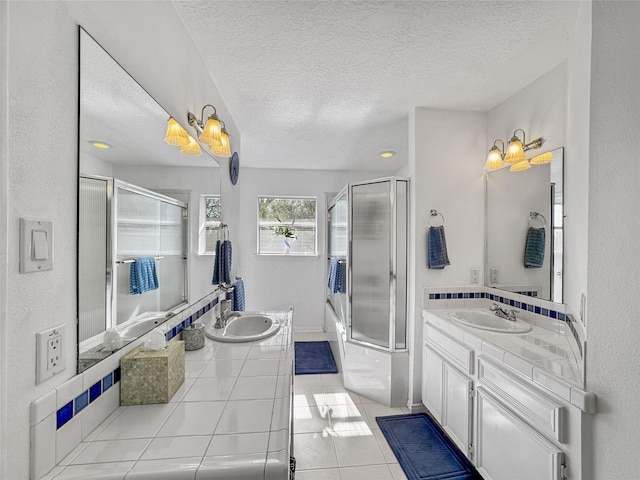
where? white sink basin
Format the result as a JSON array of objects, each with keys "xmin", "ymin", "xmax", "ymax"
[
  {"xmin": 449, "ymin": 310, "xmax": 532, "ymax": 334},
  {"xmin": 205, "ymin": 314, "xmax": 280, "ymax": 343}
]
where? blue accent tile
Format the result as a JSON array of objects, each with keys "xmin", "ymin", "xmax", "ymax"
[
  {"xmin": 446, "ymin": 293, "xmax": 452, "ymax": 299},
  {"xmin": 558, "ymin": 313, "xmax": 566, "ymax": 321},
  {"xmin": 172, "ymin": 327, "xmax": 177, "ymax": 338},
  {"xmin": 462, "ymin": 293, "xmax": 468, "ymax": 299},
  {"xmin": 515, "ymin": 301, "xmax": 521, "ymax": 308},
  {"xmin": 434, "ymin": 294, "xmax": 441, "ymax": 299},
  {"xmin": 176, "ymin": 323, "xmax": 184, "ymax": 334},
  {"xmin": 165, "ymin": 331, "xmax": 172, "ymax": 341},
  {"xmin": 89, "ymin": 381, "xmax": 101, "ymax": 403},
  {"xmin": 535, "ymin": 306, "xmax": 541, "ymax": 314},
  {"xmin": 452, "ymin": 293, "xmax": 458, "ymax": 299},
  {"xmin": 499, "ymin": 296, "xmax": 504, "ymax": 303},
  {"xmin": 521, "ymin": 303, "xmax": 527, "ymax": 311},
  {"xmin": 200, "ymin": 308, "xmax": 205, "ymax": 315},
  {"xmin": 74, "ymin": 391, "xmax": 89, "ymax": 415},
  {"xmin": 542, "ymin": 308, "xmax": 549, "ymax": 316},
  {"xmin": 528, "ymin": 304, "xmax": 534, "ymax": 312},
  {"xmin": 103, "ymin": 373, "xmax": 113, "ymax": 392},
  {"xmin": 509, "ymin": 300, "xmax": 515, "ymax": 306},
  {"xmin": 56, "ymin": 401, "xmax": 73, "ymax": 429},
  {"xmin": 550, "ymin": 310, "xmax": 558, "ymax": 319},
  {"xmin": 205, "ymin": 305, "xmax": 210, "ymax": 312},
  {"xmin": 429, "ymin": 294, "xmax": 435, "ymax": 300},
  {"xmin": 114, "ymin": 367, "xmax": 121, "ymax": 384}
]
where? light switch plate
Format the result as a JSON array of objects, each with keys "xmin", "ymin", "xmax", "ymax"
[{"xmin": 19, "ymin": 218, "xmax": 53, "ymax": 273}]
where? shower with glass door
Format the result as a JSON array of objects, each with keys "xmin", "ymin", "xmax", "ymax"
[{"xmin": 327, "ymin": 177, "xmax": 409, "ymax": 407}]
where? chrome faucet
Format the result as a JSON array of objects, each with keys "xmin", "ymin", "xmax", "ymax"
[
  {"xmin": 214, "ymin": 299, "xmax": 240, "ymax": 329},
  {"xmin": 490, "ymin": 303, "xmax": 517, "ymax": 321}
]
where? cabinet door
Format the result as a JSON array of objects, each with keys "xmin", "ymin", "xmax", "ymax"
[
  {"xmin": 475, "ymin": 387, "xmax": 565, "ymax": 480},
  {"xmin": 422, "ymin": 345, "xmax": 443, "ymax": 421},
  {"xmin": 442, "ymin": 362, "xmax": 473, "ymax": 456}
]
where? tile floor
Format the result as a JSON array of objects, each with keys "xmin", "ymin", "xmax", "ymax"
[{"xmin": 293, "ymin": 332, "xmax": 409, "ymax": 480}]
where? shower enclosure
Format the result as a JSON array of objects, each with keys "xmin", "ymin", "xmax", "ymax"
[{"xmin": 327, "ymin": 177, "xmax": 409, "ymax": 407}]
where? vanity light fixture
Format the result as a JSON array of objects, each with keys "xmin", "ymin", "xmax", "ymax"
[
  {"xmin": 179, "ymin": 135, "xmax": 203, "ymax": 156},
  {"xmin": 484, "ymin": 129, "xmax": 546, "ymax": 172},
  {"xmin": 379, "ymin": 151, "xmax": 395, "ymax": 158},
  {"xmin": 210, "ymin": 121, "xmax": 231, "ymax": 158},
  {"xmin": 187, "ymin": 105, "xmax": 232, "ymax": 157},
  {"xmin": 164, "ymin": 117, "xmax": 190, "ymax": 146}
]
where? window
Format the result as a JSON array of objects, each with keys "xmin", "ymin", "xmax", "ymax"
[
  {"xmin": 199, "ymin": 195, "xmax": 221, "ymax": 255},
  {"xmin": 258, "ymin": 197, "xmax": 317, "ymax": 255}
]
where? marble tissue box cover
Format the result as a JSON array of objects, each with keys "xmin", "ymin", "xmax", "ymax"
[{"xmin": 120, "ymin": 340, "xmax": 185, "ymax": 406}]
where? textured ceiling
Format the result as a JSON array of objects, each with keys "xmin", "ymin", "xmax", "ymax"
[{"xmin": 174, "ymin": 0, "xmax": 581, "ymax": 172}]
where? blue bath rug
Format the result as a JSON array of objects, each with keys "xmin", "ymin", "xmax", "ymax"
[
  {"xmin": 376, "ymin": 413, "xmax": 482, "ymax": 480},
  {"xmin": 294, "ymin": 341, "xmax": 338, "ymax": 375}
]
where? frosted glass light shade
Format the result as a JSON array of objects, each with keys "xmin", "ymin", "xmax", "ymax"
[
  {"xmin": 211, "ymin": 130, "xmax": 231, "ymax": 157},
  {"xmin": 484, "ymin": 146, "xmax": 505, "ymax": 171},
  {"xmin": 504, "ymin": 137, "xmax": 526, "ymax": 164},
  {"xmin": 509, "ymin": 159, "xmax": 531, "ymax": 172},
  {"xmin": 530, "ymin": 151, "xmax": 554, "ymax": 165},
  {"xmin": 164, "ymin": 118, "xmax": 190, "ymax": 146},
  {"xmin": 200, "ymin": 116, "xmax": 222, "ymax": 146},
  {"xmin": 180, "ymin": 135, "xmax": 202, "ymax": 156}
]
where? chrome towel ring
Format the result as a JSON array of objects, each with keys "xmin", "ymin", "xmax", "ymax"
[
  {"xmin": 428, "ymin": 209, "xmax": 445, "ymax": 227},
  {"xmin": 528, "ymin": 211, "xmax": 546, "ymax": 228}
]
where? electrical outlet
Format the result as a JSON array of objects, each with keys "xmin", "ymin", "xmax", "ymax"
[
  {"xmin": 36, "ymin": 324, "xmax": 65, "ymax": 384},
  {"xmin": 470, "ymin": 268, "xmax": 479, "ymax": 284},
  {"xmin": 490, "ymin": 268, "xmax": 499, "ymax": 284}
]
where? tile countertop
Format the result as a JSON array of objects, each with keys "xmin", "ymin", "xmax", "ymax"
[
  {"xmin": 423, "ymin": 308, "xmax": 596, "ymax": 414},
  {"xmin": 43, "ymin": 310, "xmax": 294, "ymax": 480}
]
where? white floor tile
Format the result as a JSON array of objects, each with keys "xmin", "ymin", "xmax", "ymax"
[
  {"xmin": 324, "ymin": 404, "xmax": 373, "ymax": 434},
  {"xmin": 247, "ymin": 345, "xmax": 283, "ymax": 359},
  {"xmin": 333, "ymin": 434, "xmax": 387, "ymax": 468},
  {"xmin": 54, "ymin": 461, "xmax": 134, "ymax": 480},
  {"xmin": 312, "ymin": 332, "xmax": 329, "ymax": 341},
  {"xmin": 294, "ymin": 332, "xmax": 316, "ymax": 342},
  {"xmin": 182, "ymin": 377, "xmax": 236, "ymax": 402},
  {"xmin": 388, "ymin": 463, "xmax": 409, "ymax": 480},
  {"xmin": 70, "ymin": 438, "xmax": 151, "ymax": 464},
  {"xmin": 140, "ymin": 435, "xmax": 211, "ymax": 460},
  {"xmin": 157, "ymin": 402, "xmax": 225, "ymax": 437},
  {"xmin": 183, "ymin": 344, "xmax": 219, "ymax": 361},
  {"xmin": 372, "ymin": 428, "xmax": 399, "ymax": 463},
  {"xmin": 319, "ymin": 374, "xmax": 343, "ymax": 387},
  {"xmin": 126, "ymin": 457, "xmax": 200, "ymax": 480},
  {"xmin": 361, "ymin": 403, "xmax": 409, "ymax": 426},
  {"xmin": 294, "ymin": 391, "xmax": 318, "ymax": 408},
  {"xmin": 294, "ymin": 406, "xmax": 332, "ymax": 434},
  {"xmin": 294, "ymin": 375, "xmax": 324, "ymax": 391},
  {"xmin": 295, "ymin": 468, "xmax": 342, "ymax": 480},
  {"xmin": 339, "ymin": 464, "xmax": 393, "ymax": 480},
  {"xmin": 214, "ymin": 344, "xmax": 251, "ymax": 360},
  {"xmin": 169, "ymin": 378, "xmax": 196, "ymax": 403},
  {"xmin": 184, "ymin": 360, "xmax": 209, "ymax": 378},
  {"xmin": 240, "ymin": 358, "xmax": 280, "ymax": 376},
  {"xmin": 294, "ymin": 432, "xmax": 338, "ymax": 470},
  {"xmin": 320, "ymin": 386, "xmax": 362, "ymax": 405}
]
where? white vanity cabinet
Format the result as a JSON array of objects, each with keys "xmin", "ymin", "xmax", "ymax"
[{"xmin": 421, "ymin": 311, "xmax": 593, "ymax": 480}]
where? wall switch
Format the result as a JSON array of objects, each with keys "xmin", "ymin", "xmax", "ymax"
[
  {"xmin": 470, "ymin": 268, "xmax": 480, "ymax": 284},
  {"xmin": 20, "ymin": 218, "xmax": 53, "ymax": 273},
  {"xmin": 490, "ymin": 268, "xmax": 499, "ymax": 284},
  {"xmin": 36, "ymin": 325, "xmax": 65, "ymax": 384}
]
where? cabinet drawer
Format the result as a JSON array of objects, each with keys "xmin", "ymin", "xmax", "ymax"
[
  {"xmin": 478, "ymin": 356, "xmax": 565, "ymax": 443},
  {"xmin": 425, "ymin": 325, "xmax": 474, "ymax": 375}
]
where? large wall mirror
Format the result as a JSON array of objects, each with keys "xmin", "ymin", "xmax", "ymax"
[
  {"xmin": 78, "ymin": 28, "xmax": 221, "ymax": 372},
  {"xmin": 485, "ymin": 148, "xmax": 563, "ymax": 303}
]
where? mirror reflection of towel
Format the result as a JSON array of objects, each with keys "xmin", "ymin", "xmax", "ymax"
[
  {"xmin": 524, "ymin": 227, "xmax": 545, "ymax": 268},
  {"xmin": 328, "ymin": 256, "xmax": 346, "ymax": 293},
  {"xmin": 212, "ymin": 239, "xmax": 232, "ymax": 285},
  {"xmin": 129, "ymin": 257, "xmax": 159, "ymax": 294},
  {"xmin": 428, "ymin": 226, "xmax": 450, "ymax": 269}
]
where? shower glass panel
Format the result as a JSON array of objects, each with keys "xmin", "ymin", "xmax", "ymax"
[
  {"xmin": 394, "ymin": 180, "xmax": 408, "ymax": 349},
  {"xmin": 327, "ymin": 190, "xmax": 348, "ymax": 329},
  {"xmin": 351, "ymin": 181, "xmax": 392, "ymax": 348},
  {"xmin": 78, "ymin": 176, "xmax": 109, "ymax": 343}
]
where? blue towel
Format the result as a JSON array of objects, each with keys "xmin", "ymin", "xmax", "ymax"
[
  {"xmin": 524, "ymin": 227, "xmax": 546, "ymax": 268},
  {"xmin": 212, "ymin": 240, "xmax": 221, "ymax": 285},
  {"xmin": 428, "ymin": 226, "xmax": 450, "ymax": 269},
  {"xmin": 129, "ymin": 257, "xmax": 158, "ymax": 295},
  {"xmin": 328, "ymin": 257, "xmax": 346, "ymax": 293},
  {"xmin": 232, "ymin": 278, "xmax": 245, "ymax": 311},
  {"xmin": 222, "ymin": 240, "xmax": 232, "ymax": 285}
]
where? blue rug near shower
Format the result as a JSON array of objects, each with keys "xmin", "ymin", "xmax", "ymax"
[
  {"xmin": 376, "ymin": 413, "xmax": 482, "ymax": 480},
  {"xmin": 294, "ymin": 341, "xmax": 338, "ymax": 375}
]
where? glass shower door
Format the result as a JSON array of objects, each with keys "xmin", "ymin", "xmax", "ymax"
[{"xmin": 350, "ymin": 181, "xmax": 392, "ymax": 348}]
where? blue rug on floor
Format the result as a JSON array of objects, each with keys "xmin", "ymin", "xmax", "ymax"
[
  {"xmin": 294, "ymin": 341, "xmax": 338, "ymax": 375},
  {"xmin": 376, "ymin": 413, "xmax": 482, "ymax": 480}
]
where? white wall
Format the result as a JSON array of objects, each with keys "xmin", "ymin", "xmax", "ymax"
[
  {"xmin": 406, "ymin": 108, "xmax": 486, "ymax": 408},
  {"xmin": 234, "ymin": 167, "xmax": 381, "ymax": 332},
  {"xmin": 0, "ymin": 2, "xmax": 238, "ymax": 478},
  {"xmin": 588, "ymin": 2, "xmax": 640, "ymax": 477},
  {"xmin": 113, "ymin": 165, "xmax": 221, "ymax": 303}
]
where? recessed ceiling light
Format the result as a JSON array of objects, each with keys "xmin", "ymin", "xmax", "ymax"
[
  {"xmin": 379, "ymin": 151, "xmax": 395, "ymax": 158},
  {"xmin": 89, "ymin": 141, "xmax": 111, "ymax": 149}
]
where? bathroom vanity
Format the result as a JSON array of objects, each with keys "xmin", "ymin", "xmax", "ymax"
[
  {"xmin": 422, "ymin": 307, "xmax": 595, "ymax": 480},
  {"xmin": 40, "ymin": 309, "xmax": 294, "ymax": 480}
]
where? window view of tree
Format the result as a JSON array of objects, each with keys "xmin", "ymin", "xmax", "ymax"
[
  {"xmin": 202, "ymin": 195, "xmax": 222, "ymax": 254},
  {"xmin": 258, "ymin": 197, "xmax": 317, "ymax": 255}
]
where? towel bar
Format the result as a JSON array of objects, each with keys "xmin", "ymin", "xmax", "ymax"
[{"xmin": 116, "ymin": 256, "xmax": 164, "ymax": 265}]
